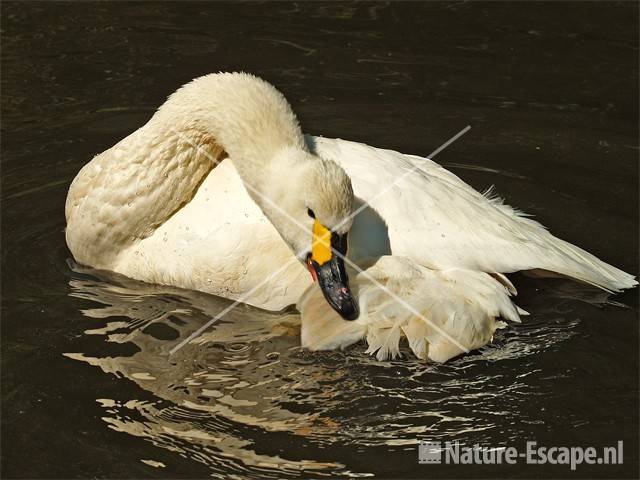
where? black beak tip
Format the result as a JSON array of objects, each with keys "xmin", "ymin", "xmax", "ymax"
[
  {"xmin": 338, "ymin": 297, "xmax": 359, "ymax": 321},
  {"xmin": 310, "ymin": 254, "xmax": 360, "ymax": 321},
  {"xmin": 319, "ymin": 285, "xmax": 360, "ymax": 321}
]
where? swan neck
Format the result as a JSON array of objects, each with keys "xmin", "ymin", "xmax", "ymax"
[
  {"xmin": 66, "ymin": 73, "xmax": 309, "ymax": 268},
  {"xmin": 159, "ymin": 73, "xmax": 308, "ymax": 184}
]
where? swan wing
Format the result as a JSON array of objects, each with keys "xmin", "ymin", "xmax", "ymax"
[
  {"xmin": 311, "ymin": 136, "xmax": 636, "ymax": 292},
  {"xmin": 298, "ymin": 256, "xmax": 519, "ymax": 363}
]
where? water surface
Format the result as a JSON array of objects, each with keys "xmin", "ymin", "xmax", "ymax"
[{"xmin": 2, "ymin": 2, "xmax": 638, "ymax": 478}]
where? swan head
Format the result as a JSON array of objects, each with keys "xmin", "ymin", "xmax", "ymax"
[{"xmin": 260, "ymin": 149, "xmax": 359, "ymax": 320}]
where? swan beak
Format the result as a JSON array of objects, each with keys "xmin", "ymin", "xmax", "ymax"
[
  {"xmin": 307, "ymin": 255, "xmax": 359, "ymax": 321},
  {"xmin": 307, "ymin": 223, "xmax": 359, "ymax": 320}
]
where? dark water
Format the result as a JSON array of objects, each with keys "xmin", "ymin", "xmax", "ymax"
[{"xmin": 2, "ymin": 1, "xmax": 638, "ymax": 478}]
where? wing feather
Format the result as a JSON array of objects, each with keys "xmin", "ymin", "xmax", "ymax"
[{"xmin": 311, "ymin": 136, "xmax": 636, "ymax": 292}]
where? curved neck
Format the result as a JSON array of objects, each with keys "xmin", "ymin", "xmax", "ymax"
[
  {"xmin": 67, "ymin": 73, "xmax": 308, "ymax": 267},
  {"xmin": 156, "ymin": 73, "xmax": 308, "ymax": 187}
]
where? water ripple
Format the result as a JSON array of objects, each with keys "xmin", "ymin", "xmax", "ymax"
[{"xmin": 60, "ymin": 263, "xmax": 596, "ymax": 477}]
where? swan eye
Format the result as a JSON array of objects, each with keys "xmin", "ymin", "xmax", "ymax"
[{"xmin": 307, "ymin": 208, "xmax": 315, "ymax": 219}]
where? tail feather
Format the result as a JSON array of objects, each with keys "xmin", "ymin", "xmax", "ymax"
[
  {"xmin": 487, "ymin": 196, "xmax": 638, "ymax": 292},
  {"xmin": 530, "ymin": 234, "xmax": 637, "ymax": 292},
  {"xmin": 479, "ymin": 190, "xmax": 636, "ymax": 292}
]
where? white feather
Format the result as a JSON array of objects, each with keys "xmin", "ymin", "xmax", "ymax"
[
  {"xmin": 66, "ymin": 73, "xmax": 637, "ymax": 362},
  {"xmin": 312, "ymin": 136, "xmax": 637, "ymax": 293},
  {"xmin": 299, "ymin": 257, "xmax": 527, "ymax": 362}
]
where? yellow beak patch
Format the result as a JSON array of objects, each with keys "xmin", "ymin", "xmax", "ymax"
[{"xmin": 311, "ymin": 219, "xmax": 332, "ymax": 266}]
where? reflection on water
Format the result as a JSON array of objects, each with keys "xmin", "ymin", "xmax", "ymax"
[
  {"xmin": 3, "ymin": 1, "xmax": 638, "ymax": 477},
  {"xmin": 62, "ymin": 263, "xmax": 622, "ymax": 477}
]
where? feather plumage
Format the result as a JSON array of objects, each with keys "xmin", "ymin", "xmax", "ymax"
[
  {"xmin": 298, "ymin": 257, "xmax": 525, "ymax": 362},
  {"xmin": 66, "ymin": 74, "xmax": 636, "ymax": 362}
]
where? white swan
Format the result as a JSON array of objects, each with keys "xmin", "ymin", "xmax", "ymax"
[{"xmin": 66, "ymin": 72, "xmax": 636, "ymax": 362}]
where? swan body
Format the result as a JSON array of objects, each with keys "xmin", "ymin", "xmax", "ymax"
[{"xmin": 66, "ymin": 72, "xmax": 637, "ymax": 362}]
